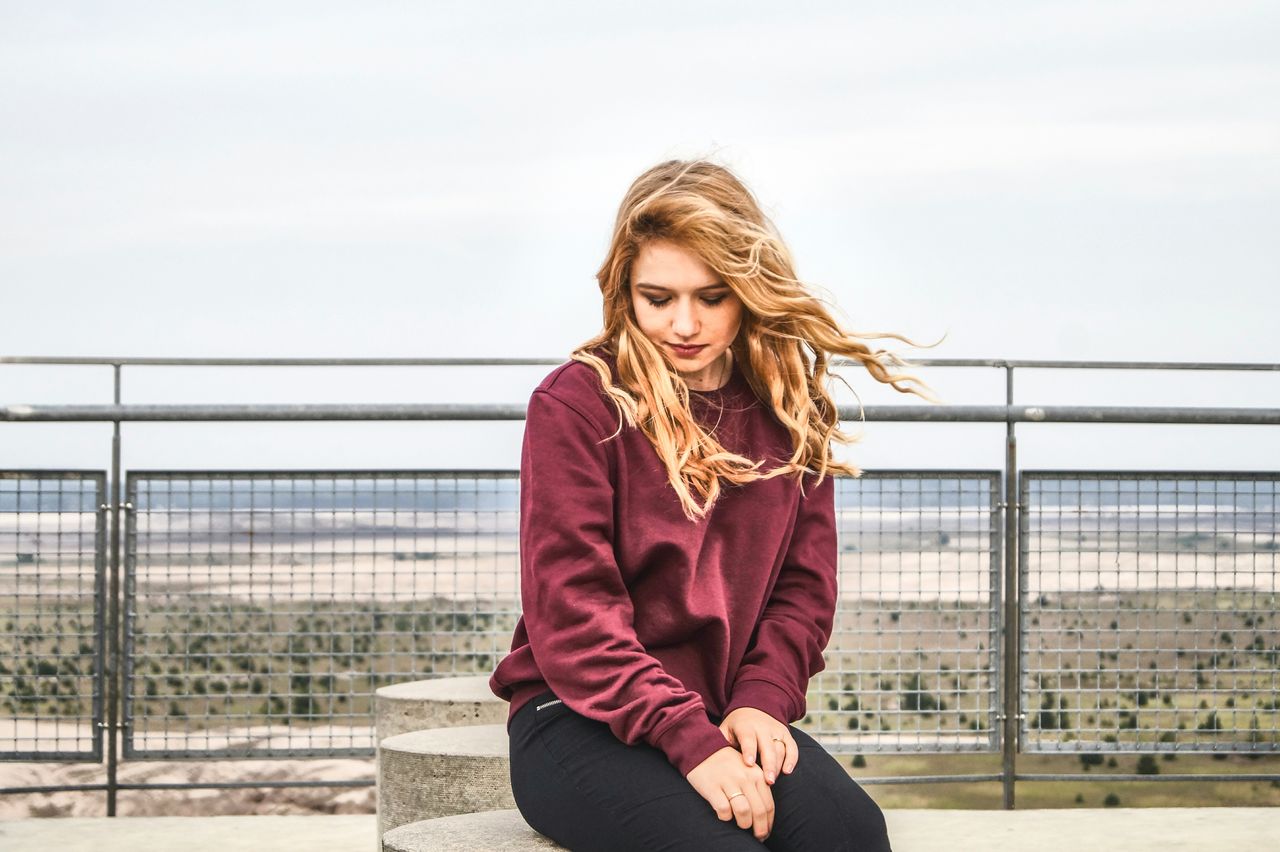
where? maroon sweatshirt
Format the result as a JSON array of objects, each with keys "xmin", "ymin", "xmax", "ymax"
[{"xmin": 489, "ymin": 348, "xmax": 838, "ymax": 778}]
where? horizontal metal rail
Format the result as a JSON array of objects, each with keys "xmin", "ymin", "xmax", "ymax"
[
  {"xmin": 3, "ymin": 403, "xmax": 1278, "ymax": 424},
  {"xmin": 3, "ymin": 355, "xmax": 1279, "ymax": 370}
]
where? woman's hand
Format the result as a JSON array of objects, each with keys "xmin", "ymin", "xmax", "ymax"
[
  {"xmin": 717, "ymin": 706, "xmax": 798, "ymax": 785},
  {"xmin": 686, "ymin": 746, "xmax": 774, "ymax": 842}
]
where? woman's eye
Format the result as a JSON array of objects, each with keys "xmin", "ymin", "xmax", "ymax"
[{"xmin": 643, "ymin": 296, "xmax": 727, "ymax": 308}]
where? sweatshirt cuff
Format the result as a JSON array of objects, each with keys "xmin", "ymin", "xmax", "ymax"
[
  {"xmin": 651, "ymin": 709, "xmax": 732, "ymax": 778},
  {"xmin": 722, "ymin": 677, "xmax": 795, "ymax": 725}
]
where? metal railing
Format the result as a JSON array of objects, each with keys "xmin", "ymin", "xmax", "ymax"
[{"xmin": 2, "ymin": 354, "xmax": 1278, "ymax": 815}]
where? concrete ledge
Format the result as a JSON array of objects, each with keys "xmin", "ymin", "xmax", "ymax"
[
  {"xmin": 382, "ymin": 810, "xmax": 565, "ymax": 851},
  {"xmin": 376, "ymin": 724, "xmax": 513, "ymax": 838},
  {"xmin": 374, "ymin": 675, "xmax": 506, "ymax": 741},
  {"xmin": 880, "ymin": 806, "xmax": 1280, "ymax": 851},
  {"xmin": 381, "ymin": 806, "xmax": 1280, "ymax": 851},
  {"xmin": 2, "ymin": 808, "xmax": 1276, "ymax": 852},
  {"xmin": 0, "ymin": 814, "xmax": 377, "ymax": 852}
]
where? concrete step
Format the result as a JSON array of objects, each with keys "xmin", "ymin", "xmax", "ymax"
[
  {"xmin": 382, "ymin": 809, "xmax": 565, "ymax": 851},
  {"xmin": 374, "ymin": 674, "xmax": 506, "ymax": 741},
  {"xmin": 377, "ymin": 723, "xmax": 513, "ymax": 840},
  {"xmin": 374, "ymin": 675, "xmax": 511, "ymax": 848}
]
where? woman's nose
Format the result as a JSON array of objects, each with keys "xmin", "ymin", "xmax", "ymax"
[{"xmin": 672, "ymin": 301, "xmax": 699, "ymax": 334}]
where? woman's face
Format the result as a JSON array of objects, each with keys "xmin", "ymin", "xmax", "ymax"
[{"xmin": 630, "ymin": 239, "xmax": 744, "ymax": 390}]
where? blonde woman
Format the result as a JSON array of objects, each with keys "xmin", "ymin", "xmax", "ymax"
[{"xmin": 490, "ymin": 158, "xmax": 938, "ymax": 850}]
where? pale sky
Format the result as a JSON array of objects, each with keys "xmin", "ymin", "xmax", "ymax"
[{"xmin": 2, "ymin": 1, "xmax": 1277, "ymax": 474}]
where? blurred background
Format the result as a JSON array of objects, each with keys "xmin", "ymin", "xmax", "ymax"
[{"xmin": 2, "ymin": 0, "xmax": 1276, "ymax": 473}]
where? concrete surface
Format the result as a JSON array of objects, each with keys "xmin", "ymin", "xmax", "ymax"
[
  {"xmin": 383, "ymin": 809, "xmax": 564, "ymax": 851},
  {"xmin": 1, "ymin": 807, "xmax": 1276, "ymax": 851},
  {"xmin": 0, "ymin": 814, "xmax": 376, "ymax": 851},
  {"xmin": 375, "ymin": 675, "xmax": 506, "ymax": 741},
  {"xmin": 385, "ymin": 806, "xmax": 1280, "ymax": 851}
]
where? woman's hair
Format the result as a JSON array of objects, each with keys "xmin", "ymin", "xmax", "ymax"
[{"xmin": 571, "ymin": 157, "xmax": 943, "ymax": 522}]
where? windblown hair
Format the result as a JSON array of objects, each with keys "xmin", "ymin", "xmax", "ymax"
[{"xmin": 572, "ymin": 157, "xmax": 943, "ymax": 522}]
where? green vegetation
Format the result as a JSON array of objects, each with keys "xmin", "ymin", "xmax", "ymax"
[
  {"xmin": 841, "ymin": 751, "xmax": 1280, "ymax": 808},
  {"xmin": 805, "ymin": 590, "xmax": 1278, "ymax": 751},
  {"xmin": 0, "ymin": 597, "xmax": 509, "ymax": 730}
]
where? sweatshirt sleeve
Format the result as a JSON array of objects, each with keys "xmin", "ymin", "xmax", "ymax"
[
  {"xmin": 722, "ymin": 471, "xmax": 838, "ymax": 725},
  {"xmin": 519, "ymin": 387, "xmax": 731, "ymax": 778}
]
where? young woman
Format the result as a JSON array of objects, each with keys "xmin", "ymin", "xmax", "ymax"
[{"xmin": 489, "ymin": 158, "xmax": 938, "ymax": 850}]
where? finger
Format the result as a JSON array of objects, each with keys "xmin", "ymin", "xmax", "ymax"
[
  {"xmin": 728, "ymin": 787, "xmax": 754, "ymax": 831},
  {"xmin": 744, "ymin": 778, "xmax": 771, "ymax": 841},
  {"xmin": 740, "ymin": 733, "xmax": 758, "ymax": 767},
  {"xmin": 782, "ymin": 732, "xmax": 799, "ymax": 775},
  {"xmin": 756, "ymin": 773, "xmax": 776, "ymax": 837},
  {"xmin": 775, "ymin": 736, "xmax": 789, "ymax": 779},
  {"xmin": 760, "ymin": 734, "xmax": 782, "ymax": 783},
  {"xmin": 715, "ymin": 790, "xmax": 733, "ymax": 823}
]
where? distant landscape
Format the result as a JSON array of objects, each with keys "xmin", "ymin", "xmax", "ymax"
[{"xmin": 1, "ymin": 475, "xmax": 1277, "ymax": 813}]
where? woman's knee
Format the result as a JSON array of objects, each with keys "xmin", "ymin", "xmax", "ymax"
[
  {"xmin": 511, "ymin": 703, "xmax": 762, "ymax": 851},
  {"xmin": 766, "ymin": 729, "xmax": 892, "ymax": 851},
  {"xmin": 618, "ymin": 790, "xmax": 769, "ymax": 851},
  {"xmin": 841, "ymin": 783, "xmax": 891, "ymax": 852}
]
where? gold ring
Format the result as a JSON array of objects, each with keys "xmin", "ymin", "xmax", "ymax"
[{"xmin": 728, "ymin": 791, "xmax": 746, "ymax": 801}]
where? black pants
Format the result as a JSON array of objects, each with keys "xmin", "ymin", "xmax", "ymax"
[{"xmin": 509, "ymin": 688, "xmax": 893, "ymax": 852}]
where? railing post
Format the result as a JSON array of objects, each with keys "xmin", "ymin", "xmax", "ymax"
[
  {"xmin": 1000, "ymin": 365, "xmax": 1022, "ymax": 809},
  {"xmin": 104, "ymin": 363, "xmax": 123, "ymax": 816}
]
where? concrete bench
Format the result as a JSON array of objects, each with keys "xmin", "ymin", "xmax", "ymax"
[{"xmin": 382, "ymin": 809, "xmax": 566, "ymax": 851}]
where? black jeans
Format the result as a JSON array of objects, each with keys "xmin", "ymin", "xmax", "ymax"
[{"xmin": 509, "ymin": 688, "xmax": 893, "ymax": 852}]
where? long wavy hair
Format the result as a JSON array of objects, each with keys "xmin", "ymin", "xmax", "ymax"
[{"xmin": 571, "ymin": 157, "xmax": 943, "ymax": 522}]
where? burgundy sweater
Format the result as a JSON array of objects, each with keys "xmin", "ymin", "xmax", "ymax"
[{"xmin": 489, "ymin": 349, "xmax": 838, "ymax": 778}]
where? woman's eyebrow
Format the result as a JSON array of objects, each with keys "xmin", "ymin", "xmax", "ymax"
[{"xmin": 634, "ymin": 282, "xmax": 728, "ymax": 292}]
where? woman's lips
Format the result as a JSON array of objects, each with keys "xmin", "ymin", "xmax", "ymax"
[{"xmin": 669, "ymin": 344, "xmax": 707, "ymax": 358}]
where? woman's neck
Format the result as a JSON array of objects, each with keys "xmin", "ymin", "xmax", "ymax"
[{"xmin": 685, "ymin": 350, "xmax": 733, "ymax": 392}]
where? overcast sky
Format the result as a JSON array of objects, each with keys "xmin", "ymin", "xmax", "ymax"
[{"xmin": 2, "ymin": 1, "xmax": 1277, "ymax": 474}]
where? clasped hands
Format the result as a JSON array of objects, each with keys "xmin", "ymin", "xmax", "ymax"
[
  {"xmin": 686, "ymin": 706, "xmax": 799, "ymax": 842},
  {"xmin": 717, "ymin": 705, "xmax": 798, "ymax": 784}
]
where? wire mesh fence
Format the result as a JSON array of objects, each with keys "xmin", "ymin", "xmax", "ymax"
[
  {"xmin": 810, "ymin": 472, "xmax": 1002, "ymax": 754},
  {"xmin": 4, "ymin": 466, "xmax": 1279, "ymax": 766},
  {"xmin": 0, "ymin": 471, "xmax": 106, "ymax": 761},
  {"xmin": 4, "ymin": 465, "xmax": 1277, "ymax": 771},
  {"xmin": 1020, "ymin": 471, "xmax": 1279, "ymax": 753},
  {"xmin": 122, "ymin": 470, "xmax": 519, "ymax": 758}
]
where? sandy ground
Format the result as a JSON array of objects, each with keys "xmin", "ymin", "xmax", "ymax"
[
  {"xmin": 0, "ymin": 724, "xmax": 375, "ymax": 819},
  {"xmin": 0, "ymin": 757, "xmax": 375, "ymax": 819}
]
